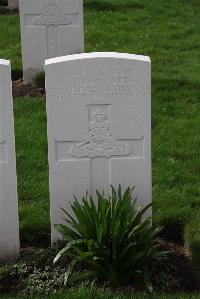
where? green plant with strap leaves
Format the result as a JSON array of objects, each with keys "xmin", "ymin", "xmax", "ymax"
[{"xmin": 54, "ymin": 186, "xmax": 169, "ymax": 293}]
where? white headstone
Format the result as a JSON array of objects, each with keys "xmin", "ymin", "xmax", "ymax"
[
  {"xmin": 8, "ymin": 0, "xmax": 19, "ymax": 10},
  {"xmin": 45, "ymin": 52, "xmax": 151, "ymax": 243},
  {"xmin": 19, "ymin": 0, "xmax": 84, "ymax": 82},
  {"xmin": 0, "ymin": 59, "xmax": 20, "ymax": 260}
]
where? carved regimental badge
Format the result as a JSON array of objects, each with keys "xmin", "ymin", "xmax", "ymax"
[{"xmin": 69, "ymin": 108, "xmax": 132, "ymax": 158}]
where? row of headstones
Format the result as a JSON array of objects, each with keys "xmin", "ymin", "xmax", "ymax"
[
  {"xmin": 5, "ymin": 0, "xmax": 84, "ymax": 82},
  {"xmin": 0, "ymin": 52, "xmax": 151, "ymax": 260},
  {"xmin": 1, "ymin": 0, "xmax": 151, "ymax": 260}
]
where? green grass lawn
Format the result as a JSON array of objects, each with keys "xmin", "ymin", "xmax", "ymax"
[
  {"xmin": 1, "ymin": 287, "xmax": 200, "ymax": 299},
  {"xmin": 0, "ymin": 0, "xmax": 200, "ymax": 273}
]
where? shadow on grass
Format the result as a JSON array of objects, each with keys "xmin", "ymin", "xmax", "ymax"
[
  {"xmin": 0, "ymin": 0, "xmax": 7, "ymax": 5},
  {"xmin": 20, "ymin": 231, "xmax": 51, "ymax": 248},
  {"xmin": 157, "ymin": 218, "xmax": 185, "ymax": 245},
  {"xmin": 190, "ymin": 241, "xmax": 200, "ymax": 273},
  {"xmin": 11, "ymin": 69, "xmax": 23, "ymax": 81},
  {"xmin": 20, "ymin": 218, "xmax": 185, "ymax": 248},
  {"xmin": 0, "ymin": 5, "xmax": 9, "ymax": 14},
  {"xmin": 84, "ymin": 0, "xmax": 144, "ymax": 11},
  {"xmin": 153, "ymin": 78, "xmax": 200, "ymax": 96}
]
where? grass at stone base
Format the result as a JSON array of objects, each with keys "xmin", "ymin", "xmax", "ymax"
[
  {"xmin": 1, "ymin": 0, "xmax": 199, "ymax": 270},
  {"xmin": 1, "ymin": 288, "xmax": 200, "ymax": 299},
  {"xmin": 14, "ymin": 97, "xmax": 50, "ymax": 246}
]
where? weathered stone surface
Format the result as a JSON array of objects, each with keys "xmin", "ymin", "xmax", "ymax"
[
  {"xmin": 0, "ymin": 59, "xmax": 20, "ymax": 260},
  {"xmin": 45, "ymin": 52, "xmax": 151, "ymax": 243},
  {"xmin": 19, "ymin": 0, "xmax": 84, "ymax": 82}
]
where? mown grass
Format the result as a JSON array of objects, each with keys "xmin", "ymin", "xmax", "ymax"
[
  {"xmin": 0, "ymin": 0, "xmax": 200, "ymax": 273},
  {"xmin": 14, "ymin": 97, "xmax": 50, "ymax": 246},
  {"xmin": 1, "ymin": 287, "xmax": 200, "ymax": 299}
]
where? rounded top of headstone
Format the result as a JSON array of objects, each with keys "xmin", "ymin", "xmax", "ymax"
[
  {"xmin": 0, "ymin": 59, "xmax": 10, "ymax": 66},
  {"xmin": 45, "ymin": 52, "xmax": 151, "ymax": 67}
]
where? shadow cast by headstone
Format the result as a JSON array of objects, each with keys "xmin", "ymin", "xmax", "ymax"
[
  {"xmin": 84, "ymin": 0, "xmax": 144, "ymax": 11},
  {"xmin": 11, "ymin": 69, "xmax": 23, "ymax": 81},
  {"xmin": 152, "ymin": 77, "xmax": 200, "ymax": 106},
  {"xmin": 0, "ymin": 5, "xmax": 10, "ymax": 14},
  {"xmin": 153, "ymin": 77, "xmax": 200, "ymax": 94},
  {"xmin": 152, "ymin": 77, "xmax": 199, "ymax": 128},
  {"xmin": 190, "ymin": 241, "xmax": 200, "ymax": 274},
  {"xmin": 158, "ymin": 218, "xmax": 185, "ymax": 245},
  {"xmin": 20, "ymin": 231, "xmax": 51, "ymax": 248}
]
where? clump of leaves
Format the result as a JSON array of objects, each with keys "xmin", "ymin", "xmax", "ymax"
[
  {"xmin": 22, "ymin": 265, "xmax": 64, "ymax": 295},
  {"xmin": 0, "ymin": 246, "xmax": 68, "ymax": 296},
  {"xmin": 54, "ymin": 186, "xmax": 169, "ymax": 292},
  {"xmin": 34, "ymin": 71, "xmax": 45, "ymax": 89},
  {"xmin": 0, "ymin": 264, "xmax": 20, "ymax": 294}
]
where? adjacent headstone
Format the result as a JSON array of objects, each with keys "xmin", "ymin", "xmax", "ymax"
[
  {"xmin": 0, "ymin": 59, "xmax": 20, "ymax": 260},
  {"xmin": 19, "ymin": 0, "xmax": 84, "ymax": 82},
  {"xmin": 8, "ymin": 0, "xmax": 19, "ymax": 10},
  {"xmin": 45, "ymin": 52, "xmax": 151, "ymax": 243}
]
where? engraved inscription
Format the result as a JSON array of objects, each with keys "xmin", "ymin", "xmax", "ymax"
[
  {"xmin": 71, "ymin": 70, "xmax": 130, "ymax": 84},
  {"xmin": 62, "ymin": 85, "xmax": 133, "ymax": 98},
  {"xmin": 33, "ymin": 0, "xmax": 72, "ymax": 26},
  {"xmin": 69, "ymin": 107, "xmax": 132, "ymax": 158},
  {"xmin": 47, "ymin": 69, "xmax": 147, "ymax": 100}
]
